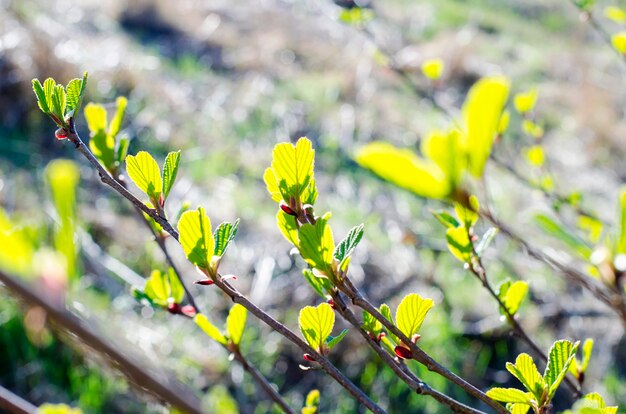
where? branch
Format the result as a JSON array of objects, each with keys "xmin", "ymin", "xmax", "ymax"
[
  {"xmin": 0, "ymin": 385, "xmax": 37, "ymax": 414},
  {"xmin": 0, "ymin": 269, "xmax": 204, "ymax": 414}
]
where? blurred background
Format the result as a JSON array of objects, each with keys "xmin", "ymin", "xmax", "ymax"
[{"xmin": 1, "ymin": 0, "xmax": 625, "ymax": 412}]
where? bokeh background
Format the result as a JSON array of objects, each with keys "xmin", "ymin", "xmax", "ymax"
[{"xmin": 1, "ymin": 0, "xmax": 625, "ymax": 412}]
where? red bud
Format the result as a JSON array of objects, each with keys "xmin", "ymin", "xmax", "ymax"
[
  {"xmin": 181, "ymin": 305, "xmax": 197, "ymax": 317},
  {"xmin": 394, "ymin": 345, "xmax": 413, "ymax": 360},
  {"xmin": 55, "ymin": 128, "xmax": 68, "ymax": 140},
  {"xmin": 167, "ymin": 302, "xmax": 181, "ymax": 315},
  {"xmin": 195, "ymin": 279, "xmax": 214, "ymax": 285},
  {"xmin": 159, "ymin": 194, "xmax": 165, "ymax": 208},
  {"xmin": 327, "ymin": 298, "xmax": 335, "ymax": 309},
  {"xmin": 280, "ymin": 203, "xmax": 297, "ymax": 216},
  {"xmin": 303, "ymin": 353, "xmax": 315, "ymax": 362}
]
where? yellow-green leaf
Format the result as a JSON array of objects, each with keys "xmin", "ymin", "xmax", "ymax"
[
  {"xmin": 213, "ymin": 219, "xmax": 239, "ymax": 258},
  {"xmin": 168, "ymin": 268, "xmax": 185, "ymax": 304},
  {"xmin": 298, "ymin": 213, "xmax": 335, "ymax": 275},
  {"xmin": 226, "ymin": 304, "xmax": 247, "ymax": 346},
  {"xmin": 126, "ymin": 151, "xmax": 163, "ymax": 201},
  {"xmin": 525, "ymin": 145, "xmax": 545, "ymax": 167},
  {"xmin": 461, "ymin": 76, "xmax": 510, "ymax": 177},
  {"xmin": 485, "ymin": 388, "xmax": 533, "ymax": 404},
  {"xmin": 454, "ymin": 195, "xmax": 479, "ymax": 229},
  {"xmin": 421, "ymin": 58, "xmax": 444, "ymax": 80},
  {"xmin": 509, "ymin": 403, "xmax": 531, "ymax": 414},
  {"xmin": 277, "ymin": 210, "xmax": 299, "ymax": 247},
  {"xmin": 38, "ymin": 403, "xmax": 83, "ymax": 414},
  {"xmin": 421, "ymin": 129, "xmax": 464, "ymax": 189},
  {"xmin": 611, "ymin": 32, "xmax": 626, "ymax": 54},
  {"xmin": 446, "ymin": 226, "xmax": 472, "ymax": 263},
  {"xmin": 514, "ymin": 88, "xmax": 538, "ymax": 114},
  {"xmin": 0, "ymin": 209, "xmax": 34, "ymax": 276},
  {"xmin": 162, "ymin": 150, "xmax": 181, "ymax": 200},
  {"xmin": 32, "ymin": 79, "xmax": 50, "ymax": 114},
  {"xmin": 605, "ymin": 6, "xmax": 626, "ymax": 23},
  {"xmin": 195, "ymin": 314, "xmax": 228, "ymax": 345},
  {"xmin": 544, "ymin": 340, "xmax": 580, "ymax": 400},
  {"xmin": 85, "ymin": 103, "xmax": 115, "ymax": 170},
  {"xmin": 65, "ymin": 73, "xmax": 87, "ymax": 115},
  {"xmin": 51, "ymin": 84, "xmax": 67, "ymax": 120},
  {"xmin": 355, "ymin": 141, "xmax": 450, "ymax": 199},
  {"xmin": 108, "ymin": 96, "xmax": 127, "ymax": 138},
  {"xmin": 498, "ymin": 280, "xmax": 529, "ymax": 316},
  {"xmin": 299, "ymin": 303, "xmax": 335, "ymax": 351},
  {"xmin": 43, "ymin": 78, "xmax": 56, "ymax": 114},
  {"xmin": 144, "ymin": 270, "xmax": 169, "ymax": 306},
  {"xmin": 395, "ymin": 293, "xmax": 434, "ymax": 339},
  {"xmin": 178, "ymin": 207, "xmax": 215, "ymax": 271},
  {"xmin": 268, "ymin": 137, "xmax": 316, "ymax": 205},
  {"xmin": 506, "ymin": 353, "xmax": 545, "ymax": 399},
  {"xmin": 498, "ymin": 110, "xmax": 510, "ymax": 134},
  {"xmin": 264, "ymin": 168, "xmax": 282, "ymax": 203}
]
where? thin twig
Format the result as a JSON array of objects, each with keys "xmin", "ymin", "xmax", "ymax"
[{"xmin": 0, "ymin": 385, "xmax": 37, "ymax": 414}]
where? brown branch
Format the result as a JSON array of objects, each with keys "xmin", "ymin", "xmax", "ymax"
[
  {"xmin": 0, "ymin": 385, "xmax": 37, "ymax": 414},
  {"xmin": 0, "ymin": 269, "xmax": 204, "ymax": 414}
]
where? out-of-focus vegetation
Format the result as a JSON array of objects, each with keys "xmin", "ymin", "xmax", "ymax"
[{"xmin": 1, "ymin": 0, "xmax": 626, "ymax": 412}]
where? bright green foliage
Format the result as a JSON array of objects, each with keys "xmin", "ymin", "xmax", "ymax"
[
  {"xmin": 446, "ymin": 226, "xmax": 472, "ymax": 262},
  {"xmin": 605, "ymin": 6, "xmax": 626, "ymax": 23},
  {"xmin": 454, "ymin": 196, "xmax": 479, "ymax": 229},
  {"xmin": 433, "ymin": 211, "xmax": 460, "ymax": 229},
  {"xmin": 611, "ymin": 32, "xmax": 626, "ymax": 54},
  {"xmin": 298, "ymin": 213, "xmax": 335, "ymax": 277},
  {"xmin": 362, "ymin": 310, "xmax": 382, "ymax": 337},
  {"xmin": 226, "ymin": 304, "xmax": 247, "ymax": 346},
  {"xmin": 299, "ymin": 303, "xmax": 335, "ymax": 353},
  {"xmin": 569, "ymin": 338, "xmax": 594, "ymax": 379},
  {"xmin": 213, "ymin": 219, "xmax": 240, "ymax": 258},
  {"xmin": 576, "ymin": 393, "xmax": 618, "ymax": 414},
  {"xmin": 326, "ymin": 329, "xmax": 349, "ymax": 349},
  {"xmin": 303, "ymin": 269, "xmax": 332, "ymax": 299},
  {"xmin": 338, "ymin": 7, "xmax": 374, "ymax": 25},
  {"xmin": 302, "ymin": 389, "xmax": 320, "ymax": 414},
  {"xmin": 276, "ymin": 210, "xmax": 300, "ymax": 247},
  {"xmin": 534, "ymin": 214, "xmax": 592, "ymax": 259},
  {"xmin": 497, "ymin": 280, "xmax": 529, "ymax": 317},
  {"xmin": 126, "ymin": 151, "xmax": 163, "ymax": 204},
  {"xmin": 489, "ymin": 340, "xmax": 579, "ymax": 412},
  {"xmin": 395, "ymin": 294, "xmax": 434, "ymax": 339},
  {"xmin": 421, "ymin": 58, "xmax": 444, "ymax": 80},
  {"xmin": 514, "ymin": 88, "xmax": 538, "ymax": 114},
  {"xmin": 379, "ymin": 303, "xmax": 397, "ymax": 344},
  {"xmin": 264, "ymin": 137, "xmax": 317, "ymax": 210},
  {"xmin": 38, "ymin": 403, "xmax": 83, "ymax": 414},
  {"xmin": 32, "ymin": 73, "xmax": 88, "ymax": 127},
  {"xmin": 85, "ymin": 96, "xmax": 131, "ymax": 172},
  {"xmin": 333, "ymin": 224, "xmax": 364, "ymax": 273},
  {"xmin": 525, "ymin": 146, "xmax": 545, "ymax": 167},
  {"xmin": 162, "ymin": 151, "xmax": 181, "ymax": 200},
  {"xmin": 143, "ymin": 268, "xmax": 184, "ymax": 306},
  {"xmin": 461, "ymin": 76, "xmax": 510, "ymax": 177},
  {"xmin": 178, "ymin": 207, "xmax": 215, "ymax": 272},
  {"xmin": 0, "ymin": 209, "xmax": 34, "ymax": 276},
  {"xmin": 573, "ymin": 0, "xmax": 596, "ymax": 11},
  {"xmin": 195, "ymin": 314, "xmax": 228, "ymax": 345},
  {"xmin": 46, "ymin": 159, "xmax": 80, "ymax": 280}
]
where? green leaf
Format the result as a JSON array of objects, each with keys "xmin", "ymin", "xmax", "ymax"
[
  {"xmin": 379, "ymin": 303, "xmax": 397, "ymax": 343},
  {"xmin": 339, "ymin": 7, "xmax": 374, "ymax": 25},
  {"xmin": 0, "ymin": 209, "xmax": 35, "ymax": 276},
  {"xmin": 506, "ymin": 353, "xmax": 545, "ymax": 400},
  {"xmin": 333, "ymin": 224, "xmax": 364, "ymax": 263},
  {"xmin": 509, "ymin": 403, "xmax": 531, "ymax": 414},
  {"xmin": 544, "ymin": 340, "xmax": 580, "ymax": 399},
  {"xmin": 116, "ymin": 137, "xmax": 130, "ymax": 165},
  {"xmin": 299, "ymin": 303, "xmax": 335, "ymax": 352},
  {"xmin": 162, "ymin": 151, "xmax": 181, "ymax": 200},
  {"xmin": 355, "ymin": 141, "xmax": 451, "ymax": 200},
  {"xmin": 65, "ymin": 76, "xmax": 84, "ymax": 115},
  {"xmin": 485, "ymin": 388, "xmax": 533, "ymax": 404},
  {"xmin": 85, "ymin": 103, "xmax": 115, "ymax": 169},
  {"xmin": 167, "ymin": 268, "xmax": 185, "ymax": 304},
  {"xmin": 126, "ymin": 151, "xmax": 163, "ymax": 201},
  {"xmin": 304, "ymin": 389, "xmax": 320, "ymax": 410},
  {"xmin": 276, "ymin": 210, "xmax": 299, "ymax": 247},
  {"xmin": 362, "ymin": 310, "xmax": 382, "ymax": 336},
  {"xmin": 581, "ymin": 338, "xmax": 593, "ymax": 372},
  {"xmin": 454, "ymin": 195, "xmax": 480, "ymax": 228},
  {"xmin": 144, "ymin": 270, "xmax": 169, "ymax": 306},
  {"xmin": 195, "ymin": 314, "xmax": 228, "ymax": 345},
  {"xmin": 498, "ymin": 280, "xmax": 529, "ymax": 316},
  {"xmin": 421, "ymin": 129, "xmax": 465, "ymax": 189},
  {"xmin": 226, "ymin": 304, "xmax": 247, "ymax": 346},
  {"xmin": 267, "ymin": 137, "xmax": 316, "ymax": 205},
  {"xmin": 51, "ymin": 84, "xmax": 67, "ymax": 120},
  {"xmin": 178, "ymin": 207, "xmax": 215, "ymax": 271},
  {"xmin": 303, "ymin": 269, "xmax": 332, "ymax": 299},
  {"xmin": 461, "ymin": 76, "xmax": 510, "ymax": 177},
  {"xmin": 534, "ymin": 214, "xmax": 592, "ymax": 258},
  {"xmin": 43, "ymin": 78, "xmax": 56, "ymax": 116},
  {"xmin": 298, "ymin": 214, "xmax": 335, "ymax": 275},
  {"xmin": 446, "ymin": 226, "xmax": 472, "ymax": 263},
  {"xmin": 326, "ymin": 328, "xmax": 349, "ymax": 349},
  {"xmin": 213, "ymin": 219, "xmax": 239, "ymax": 258},
  {"xmin": 32, "ymin": 79, "xmax": 50, "ymax": 113},
  {"xmin": 476, "ymin": 227, "xmax": 499, "ymax": 256},
  {"xmin": 395, "ymin": 293, "xmax": 434, "ymax": 339},
  {"xmin": 432, "ymin": 211, "xmax": 460, "ymax": 229},
  {"xmin": 108, "ymin": 96, "xmax": 127, "ymax": 138}
]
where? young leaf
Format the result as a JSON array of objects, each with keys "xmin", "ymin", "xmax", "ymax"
[
  {"xmin": 303, "ymin": 269, "xmax": 331, "ymax": 299},
  {"xmin": 276, "ymin": 210, "xmax": 300, "ymax": 247},
  {"xmin": 498, "ymin": 280, "xmax": 529, "ymax": 316},
  {"xmin": 476, "ymin": 227, "xmax": 499, "ymax": 256},
  {"xmin": 126, "ymin": 151, "xmax": 163, "ymax": 201},
  {"xmin": 195, "ymin": 314, "xmax": 228, "ymax": 345},
  {"xmin": 326, "ymin": 329, "xmax": 349, "ymax": 349},
  {"xmin": 117, "ymin": 137, "xmax": 130, "ymax": 164},
  {"xmin": 446, "ymin": 226, "xmax": 472, "ymax": 263},
  {"xmin": 534, "ymin": 214, "xmax": 592, "ymax": 258},
  {"xmin": 514, "ymin": 88, "xmax": 538, "ymax": 114},
  {"xmin": 544, "ymin": 340, "xmax": 580, "ymax": 399},
  {"xmin": 505, "ymin": 353, "xmax": 545, "ymax": 400},
  {"xmin": 362, "ymin": 310, "xmax": 382, "ymax": 336},
  {"xmin": 432, "ymin": 211, "xmax": 460, "ymax": 229},
  {"xmin": 32, "ymin": 79, "xmax": 50, "ymax": 114},
  {"xmin": 298, "ymin": 214, "xmax": 335, "ymax": 275},
  {"xmin": 421, "ymin": 58, "xmax": 444, "ymax": 80},
  {"xmin": 333, "ymin": 224, "xmax": 364, "ymax": 263},
  {"xmin": 213, "ymin": 219, "xmax": 240, "ymax": 258},
  {"xmin": 226, "ymin": 304, "xmax": 247, "ymax": 346},
  {"xmin": 355, "ymin": 141, "xmax": 451, "ymax": 200},
  {"xmin": 43, "ymin": 78, "xmax": 56, "ymax": 113},
  {"xmin": 299, "ymin": 303, "xmax": 335, "ymax": 352},
  {"xmin": 582, "ymin": 393, "xmax": 618, "ymax": 414},
  {"xmin": 461, "ymin": 76, "xmax": 510, "ymax": 177},
  {"xmin": 167, "ymin": 268, "xmax": 185, "ymax": 305},
  {"xmin": 509, "ymin": 404, "xmax": 531, "ymax": 414},
  {"xmin": 51, "ymin": 84, "xmax": 67, "ymax": 120},
  {"xmin": 267, "ymin": 137, "xmax": 316, "ymax": 205},
  {"xmin": 395, "ymin": 294, "xmax": 434, "ymax": 339},
  {"xmin": 108, "ymin": 96, "xmax": 127, "ymax": 138},
  {"xmin": 302, "ymin": 389, "xmax": 320, "ymax": 414},
  {"xmin": 144, "ymin": 270, "xmax": 169, "ymax": 306},
  {"xmin": 162, "ymin": 151, "xmax": 181, "ymax": 200},
  {"xmin": 485, "ymin": 388, "xmax": 533, "ymax": 404},
  {"xmin": 65, "ymin": 76, "xmax": 84, "ymax": 115},
  {"xmin": 581, "ymin": 338, "xmax": 593, "ymax": 372},
  {"xmin": 85, "ymin": 103, "xmax": 115, "ymax": 169},
  {"xmin": 178, "ymin": 207, "xmax": 215, "ymax": 271},
  {"xmin": 454, "ymin": 195, "xmax": 480, "ymax": 229}
]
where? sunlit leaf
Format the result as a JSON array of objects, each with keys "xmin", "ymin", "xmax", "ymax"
[
  {"xmin": 85, "ymin": 103, "xmax": 115, "ymax": 169},
  {"xmin": 299, "ymin": 303, "xmax": 335, "ymax": 351},
  {"xmin": 226, "ymin": 304, "xmax": 247, "ymax": 346},
  {"xmin": 326, "ymin": 328, "xmax": 349, "ymax": 349},
  {"xmin": 497, "ymin": 280, "xmax": 529, "ymax": 316},
  {"xmin": 144, "ymin": 270, "xmax": 169, "ymax": 306},
  {"xmin": 65, "ymin": 73, "xmax": 87, "ymax": 115},
  {"xmin": 485, "ymin": 388, "xmax": 533, "ymax": 404},
  {"xmin": 433, "ymin": 211, "xmax": 461, "ymax": 229},
  {"xmin": 0, "ymin": 209, "xmax": 34, "ymax": 276},
  {"xmin": 514, "ymin": 88, "xmax": 538, "ymax": 114},
  {"xmin": 421, "ymin": 58, "xmax": 444, "ymax": 80},
  {"xmin": 362, "ymin": 310, "xmax": 382, "ymax": 336},
  {"xmin": 126, "ymin": 151, "xmax": 163, "ymax": 201},
  {"xmin": 303, "ymin": 269, "xmax": 331, "ymax": 299},
  {"xmin": 268, "ymin": 137, "xmax": 316, "ymax": 206},
  {"xmin": 195, "ymin": 314, "xmax": 228, "ymax": 345},
  {"xmin": 395, "ymin": 293, "xmax": 434, "ymax": 339},
  {"xmin": 333, "ymin": 224, "xmax": 364, "ymax": 263},
  {"xmin": 167, "ymin": 268, "xmax": 185, "ymax": 304},
  {"xmin": 355, "ymin": 141, "xmax": 450, "ymax": 199},
  {"xmin": 108, "ymin": 96, "xmax": 127, "ymax": 138},
  {"xmin": 534, "ymin": 214, "xmax": 592, "ymax": 258},
  {"xmin": 38, "ymin": 403, "xmax": 83, "ymax": 414},
  {"xmin": 277, "ymin": 210, "xmax": 299, "ymax": 247},
  {"xmin": 178, "ymin": 207, "xmax": 215, "ymax": 271},
  {"xmin": 461, "ymin": 76, "xmax": 510, "ymax": 177},
  {"xmin": 505, "ymin": 353, "xmax": 545, "ymax": 399},
  {"xmin": 213, "ymin": 219, "xmax": 239, "ymax": 258},
  {"xmin": 162, "ymin": 151, "xmax": 181, "ymax": 201},
  {"xmin": 454, "ymin": 195, "xmax": 479, "ymax": 228},
  {"xmin": 544, "ymin": 340, "xmax": 580, "ymax": 399},
  {"xmin": 509, "ymin": 403, "xmax": 531, "ymax": 414},
  {"xmin": 298, "ymin": 214, "xmax": 335, "ymax": 275},
  {"xmin": 32, "ymin": 79, "xmax": 50, "ymax": 114},
  {"xmin": 611, "ymin": 32, "xmax": 626, "ymax": 54},
  {"xmin": 605, "ymin": 6, "xmax": 626, "ymax": 22},
  {"xmin": 51, "ymin": 84, "xmax": 67, "ymax": 120},
  {"xmin": 525, "ymin": 145, "xmax": 545, "ymax": 167},
  {"xmin": 339, "ymin": 7, "xmax": 374, "ymax": 25},
  {"xmin": 446, "ymin": 226, "xmax": 472, "ymax": 263}
]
